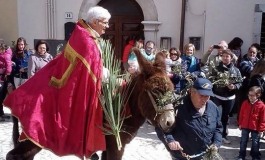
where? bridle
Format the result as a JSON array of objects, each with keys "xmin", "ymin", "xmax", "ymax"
[{"xmin": 146, "ymin": 90, "xmax": 175, "ymax": 121}]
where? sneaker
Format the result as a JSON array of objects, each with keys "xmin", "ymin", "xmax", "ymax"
[{"xmin": 222, "ymin": 137, "xmax": 231, "ymax": 144}]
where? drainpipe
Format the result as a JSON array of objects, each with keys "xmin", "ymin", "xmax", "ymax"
[
  {"xmin": 202, "ymin": 10, "xmax": 206, "ymax": 53},
  {"xmin": 179, "ymin": 0, "xmax": 186, "ymax": 52},
  {"xmin": 51, "ymin": 0, "xmax": 56, "ymax": 38},
  {"xmin": 47, "ymin": 0, "xmax": 56, "ymax": 39},
  {"xmin": 46, "ymin": 0, "xmax": 51, "ymax": 38}
]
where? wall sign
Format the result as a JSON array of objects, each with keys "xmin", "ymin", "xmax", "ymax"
[{"xmin": 65, "ymin": 12, "xmax": 73, "ymax": 19}]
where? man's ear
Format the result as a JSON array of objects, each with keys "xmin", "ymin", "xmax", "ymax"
[
  {"xmin": 91, "ymin": 19, "xmax": 98, "ymax": 26},
  {"xmin": 95, "ymin": 19, "xmax": 99, "ymax": 25}
]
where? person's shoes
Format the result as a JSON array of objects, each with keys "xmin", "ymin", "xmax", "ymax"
[
  {"xmin": 0, "ymin": 114, "xmax": 10, "ymax": 122},
  {"xmin": 90, "ymin": 153, "xmax": 99, "ymax": 160},
  {"xmin": 222, "ymin": 137, "xmax": 231, "ymax": 144},
  {"xmin": 235, "ymin": 156, "xmax": 244, "ymax": 160},
  {"xmin": 146, "ymin": 120, "xmax": 152, "ymax": 125},
  {"xmin": 1, "ymin": 114, "xmax": 10, "ymax": 119},
  {"xmin": 0, "ymin": 116, "xmax": 5, "ymax": 122}
]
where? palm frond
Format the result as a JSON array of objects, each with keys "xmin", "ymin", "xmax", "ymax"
[{"xmin": 100, "ymin": 40, "xmax": 132, "ymax": 150}]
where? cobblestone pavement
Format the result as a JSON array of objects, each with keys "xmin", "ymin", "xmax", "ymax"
[{"xmin": 1, "ymin": 107, "xmax": 265, "ymax": 160}]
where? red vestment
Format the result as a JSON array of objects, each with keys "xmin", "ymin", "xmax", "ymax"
[{"xmin": 4, "ymin": 20, "xmax": 106, "ymax": 158}]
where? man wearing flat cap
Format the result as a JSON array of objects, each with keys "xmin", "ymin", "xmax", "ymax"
[{"xmin": 165, "ymin": 78, "xmax": 223, "ymax": 160}]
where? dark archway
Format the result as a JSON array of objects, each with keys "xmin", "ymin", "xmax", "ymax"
[{"xmin": 98, "ymin": 0, "xmax": 144, "ymax": 60}]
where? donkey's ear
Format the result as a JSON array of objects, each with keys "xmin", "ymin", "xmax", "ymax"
[
  {"xmin": 153, "ymin": 52, "xmax": 166, "ymax": 71},
  {"xmin": 131, "ymin": 47, "xmax": 153, "ymax": 76}
]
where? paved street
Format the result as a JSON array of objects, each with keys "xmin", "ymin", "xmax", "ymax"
[{"xmin": 1, "ymin": 107, "xmax": 265, "ymax": 160}]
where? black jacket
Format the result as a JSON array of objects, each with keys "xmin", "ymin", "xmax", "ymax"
[
  {"xmin": 212, "ymin": 62, "xmax": 242, "ymax": 97},
  {"xmin": 165, "ymin": 95, "xmax": 223, "ymax": 160}
]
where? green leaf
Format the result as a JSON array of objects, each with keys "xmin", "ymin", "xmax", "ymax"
[{"xmin": 99, "ymin": 40, "xmax": 133, "ymax": 150}]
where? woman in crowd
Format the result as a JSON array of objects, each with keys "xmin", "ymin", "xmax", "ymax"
[
  {"xmin": 28, "ymin": 40, "xmax": 53, "ymax": 78},
  {"xmin": 12, "ymin": 37, "xmax": 32, "ymax": 88},
  {"xmin": 211, "ymin": 49, "xmax": 242, "ymax": 144},
  {"xmin": 179, "ymin": 43, "xmax": 200, "ymax": 90},
  {"xmin": 168, "ymin": 47, "xmax": 182, "ymax": 93},
  {"xmin": 181, "ymin": 43, "xmax": 200, "ymax": 73},
  {"xmin": 228, "ymin": 37, "xmax": 243, "ymax": 66},
  {"xmin": 169, "ymin": 47, "xmax": 182, "ymax": 65}
]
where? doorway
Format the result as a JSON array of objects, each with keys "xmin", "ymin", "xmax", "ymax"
[{"xmin": 98, "ymin": 0, "xmax": 144, "ymax": 60}]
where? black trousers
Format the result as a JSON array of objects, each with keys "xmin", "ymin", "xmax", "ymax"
[{"xmin": 0, "ymin": 81, "xmax": 8, "ymax": 116}]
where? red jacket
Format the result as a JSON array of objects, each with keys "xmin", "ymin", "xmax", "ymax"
[
  {"xmin": 238, "ymin": 100, "xmax": 265, "ymax": 132},
  {"xmin": 122, "ymin": 40, "xmax": 134, "ymax": 63}
]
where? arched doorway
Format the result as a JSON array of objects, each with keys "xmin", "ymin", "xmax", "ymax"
[{"xmin": 98, "ymin": 0, "xmax": 144, "ymax": 60}]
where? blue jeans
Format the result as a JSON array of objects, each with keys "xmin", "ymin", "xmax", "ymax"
[{"xmin": 239, "ymin": 129, "xmax": 261, "ymax": 159}]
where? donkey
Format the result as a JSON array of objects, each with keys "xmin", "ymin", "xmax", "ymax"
[
  {"xmin": 101, "ymin": 48, "xmax": 176, "ymax": 160},
  {"xmin": 7, "ymin": 48, "xmax": 176, "ymax": 160}
]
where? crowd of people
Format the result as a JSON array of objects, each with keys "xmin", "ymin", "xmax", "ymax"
[
  {"xmin": 122, "ymin": 35, "xmax": 265, "ymax": 160},
  {"xmin": 1, "ymin": 5, "xmax": 265, "ymax": 160},
  {"xmin": 0, "ymin": 38, "xmax": 53, "ymax": 122}
]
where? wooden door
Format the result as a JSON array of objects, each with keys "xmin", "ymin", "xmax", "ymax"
[
  {"xmin": 102, "ymin": 15, "xmax": 143, "ymax": 61},
  {"xmin": 98, "ymin": 0, "xmax": 144, "ymax": 61}
]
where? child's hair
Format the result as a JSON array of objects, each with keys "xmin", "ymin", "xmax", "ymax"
[
  {"xmin": 161, "ymin": 49, "xmax": 170, "ymax": 58},
  {"xmin": 249, "ymin": 86, "xmax": 262, "ymax": 98},
  {"xmin": 0, "ymin": 43, "xmax": 9, "ymax": 51},
  {"xmin": 183, "ymin": 43, "xmax": 195, "ymax": 53},
  {"xmin": 134, "ymin": 41, "xmax": 143, "ymax": 49}
]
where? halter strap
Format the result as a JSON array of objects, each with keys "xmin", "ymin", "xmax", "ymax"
[{"xmin": 147, "ymin": 91, "xmax": 175, "ymax": 118}]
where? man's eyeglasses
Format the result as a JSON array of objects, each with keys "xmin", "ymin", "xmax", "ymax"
[
  {"xmin": 97, "ymin": 19, "xmax": 109, "ymax": 26},
  {"xmin": 249, "ymin": 51, "xmax": 257, "ymax": 54},
  {"xmin": 146, "ymin": 47, "xmax": 154, "ymax": 50}
]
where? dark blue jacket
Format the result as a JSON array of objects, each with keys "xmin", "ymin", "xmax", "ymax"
[
  {"xmin": 239, "ymin": 56, "xmax": 258, "ymax": 79},
  {"xmin": 212, "ymin": 62, "xmax": 242, "ymax": 97},
  {"xmin": 165, "ymin": 95, "xmax": 223, "ymax": 160},
  {"xmin": 11, "ymin": 50, "xmax": 32, "ymax": 79}
]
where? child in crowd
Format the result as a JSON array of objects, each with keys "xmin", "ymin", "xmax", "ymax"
[
  {"xmin": 0, "ymin": 43, "xmax": 12, "ymax": 121},
  {"xmin": 161, "ymin": 49, "xmax": 172, "ymax": 74},
  {"xmin": 127, "ymin": 41, "xmax": 143, "ymax": 75},
  {"xmin": 237, "ymin": 86, "xmax": 265, "ymax": 160}
]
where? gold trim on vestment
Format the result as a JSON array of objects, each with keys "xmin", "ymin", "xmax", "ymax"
[{"xmin": 49, "ymin": 43, "xmax": 97, "ymax": 88}]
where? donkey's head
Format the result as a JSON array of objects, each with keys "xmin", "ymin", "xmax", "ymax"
[{"xmin": 132, "ymin": 48, "xmax": 175, "ymax": 132}]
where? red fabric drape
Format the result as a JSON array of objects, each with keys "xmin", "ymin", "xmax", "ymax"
[{"xmin": 4, "ymin": 20, "xmax": 106, "ymax": 158}]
